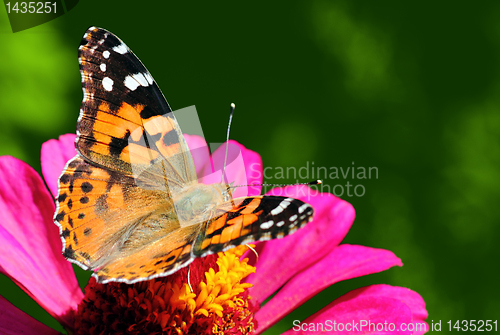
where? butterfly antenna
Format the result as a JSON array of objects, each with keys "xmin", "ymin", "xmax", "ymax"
[
  {"xmin": 232, "ymin": 180, "xmax": 322, "ymax": 189},
  {"xmin": 187, "ymin": 265, "xmax": 193, "ymax": 292},
  {"xmin": 221, "ymin": 103, "xmax": 235, "ymax": 184}
]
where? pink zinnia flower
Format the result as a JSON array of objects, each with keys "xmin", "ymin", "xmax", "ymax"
[{"xmin": 0, "ymin": 133, "xmax": 428, "ymax": 334}]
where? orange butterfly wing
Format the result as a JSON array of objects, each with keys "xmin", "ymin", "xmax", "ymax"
[
  {"xmin": 193, "ymin": 196, "xmax": 314, "ymax": 256},
  {"xmin": 55, "ymin": 27, "xmax": 202, "ymax": 283}
]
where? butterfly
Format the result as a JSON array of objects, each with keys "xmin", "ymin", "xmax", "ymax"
[{"xmin": 54, "ymin": 26, "xmax": 314, "ymax": 284}]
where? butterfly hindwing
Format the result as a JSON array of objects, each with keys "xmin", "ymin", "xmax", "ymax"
[
  {"xmin": 55, "ymin": 156, "xmax": 190, "ymax": 275},
  {"xmin": 95, "ymin": 224, "xmax": 200, "ymax": 284},
  {"xmin": 193, "ymin": 196, "xmax": 314, "ymax": 256}
]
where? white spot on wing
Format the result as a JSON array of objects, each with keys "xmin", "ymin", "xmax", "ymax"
[
  {"xmin": 98, "ymin": 39, "xmax": 105, "ymax": 45},
  {"xmin": 260, "ymin": 220, "xmax": 274, "ymax": 229},
  {"xmin": 289, "ymin": 214, "xmax": 298, "ymax": 222},
  {"xmin": 102, "ymin": 77, "xmax": 114, "ymax": 91},
  {"xmin": 271, "ymin": 206, "xmax": 283, "ymax": 215},
  {"xmin": 124, "ymin": 76, "xmax": 140, "ymax": 91},
  {"xmin": 100, "ymin": 64, "xmax": 106, "ymax": 72},
  {"xmin": 124, "ymin": 73, "xmax": 152, "ymax": 91},
  {"xmin": 134, "ymin": 73, "xmax": 149, "ymax": 86},
  {"xmin": 298, "ymin": 203, "xmax": 311, "ymax": 214},
  {"xmin": 276, "ymin": 220, "xmax": 285, "ymax": 227},
  {"xmin": 103, "ymin": 50, "xmax": 110, "ymax": 58},
  {"xmin": 113, "ymin": 42, "xmax": 128, "ymax": 54},
  {"xmin": 271, "ymin": 198, "xmax": 293, "ymax": 215}
]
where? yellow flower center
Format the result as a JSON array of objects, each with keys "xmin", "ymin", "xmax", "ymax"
[{"xmin": 74, "ymin": 245, "xmax": 258, "ymax": 335}]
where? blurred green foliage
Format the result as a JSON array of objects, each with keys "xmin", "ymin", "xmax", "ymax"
[{"xmin": 1, "ymin": 1, "xmax": 499, "ymax": 334}]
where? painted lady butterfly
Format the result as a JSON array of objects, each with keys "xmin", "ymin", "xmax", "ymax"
[{"xmin": 54, "ymin": 27, "xmax": 314, "ymax": 284}]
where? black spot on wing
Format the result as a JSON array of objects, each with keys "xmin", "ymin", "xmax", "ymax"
[
  {"xmin": 63, "ymin": 245, "xmax": 75, "ymax": 259},
  {"xmin": 81, "ymin": 182, "xmax": 93, "ymax": 193},
  {"xmin": 55, "ymin": 211, "xmax": 65, "ymax": 222},
  {"xmin": 62, "ymin": 228, "xmax": 70, "ymax": 238},
  {"xmin": 104, "ymin": 32, "xmax": 123, "ymax": 49},
  {"xmin": 140, "ymin": 105, "xmax": 162, "ymax": 119},
  {"xmin": 162, "ymin": 129, "xmax": 178, "ymax": 147},
  {"xmin": 79, "ymin": 37, "xmax": 89, "ymax": 48},
  {"xmin": 60, "ymin": 174, "xmax": 70, "ymax": 184},
  {"xmin": 109, "ymin": 130, "xmax": 131, "ymax": 156},
  {"xmin": 240, "ymin": 198, "xmax": 254, "ymax": 207}
]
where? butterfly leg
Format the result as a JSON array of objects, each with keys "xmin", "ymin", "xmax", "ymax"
[
  {"xmin": 246, "ymin": 244, "xmax": 259, "ymax": 260},
  {"xmin": 187, "ymin": 264, "xmax": 193, "ymax": 292}
]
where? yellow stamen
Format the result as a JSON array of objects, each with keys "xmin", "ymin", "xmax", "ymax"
[
  {"xmin": 74, "ymin": 245, "xmax": 257, "ymax": 334},
  {"xmin": 167, "ymin": 245, "xmax": 256, "ymax": 332}
]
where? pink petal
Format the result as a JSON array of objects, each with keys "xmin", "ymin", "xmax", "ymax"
[
  {"xmin": 0, "ymin": 295, "xmax": 61, "ymax": 335},
  {"xmin": 41, "ymin": 134, "xmax": 77, "ymax": 197},
  {"xmin": 248, "ymin": 187, "xmax": 355, "ymax": 303},
  {"xmin": 0, "ymin": 156, "xmax": 83, "ymax": 328},
  {"xmin": 281, "ymin": 285, "xmax": 428, "ymax": 335},
  {"xmin": 255, "ymin": 244, "xmax": 402, "ymax": 333},
  {"xmin": 334, "ymin": 285, "xmax": 429, "ymax": 334},
  {"xmin": 183, "ymin": 134, "xmax": 211, "ymax": 178},
  {"xmin": 200, "ymin": 140, "xmax": 262, "ymax": 197}
]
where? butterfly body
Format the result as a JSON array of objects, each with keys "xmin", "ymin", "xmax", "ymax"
[
  {"xmin": 54, "ymin": 26, "xmax": 314, "ymax": 284},
  {"xmin": 173, "ymin": 183, "xmax": 231, "ymax": 227}
]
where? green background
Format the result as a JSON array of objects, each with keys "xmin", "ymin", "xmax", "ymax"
[{"xmin": 1, "ymin": 1, "xmax": 499, "ymax": 333}]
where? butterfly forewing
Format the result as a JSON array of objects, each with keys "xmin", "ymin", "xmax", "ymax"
[{"xmin": 78, "ymin": 27, "xmax": 197, "ymax": 185}]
